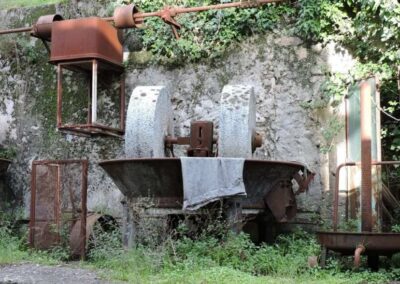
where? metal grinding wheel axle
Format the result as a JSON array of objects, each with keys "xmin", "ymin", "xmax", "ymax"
[
  {"xmin": 0, "ymin": 0, "xmax": 283, "ymax": 39},
  {"xmin": 164, "ymin": 121, "xmax": 263, "ymax": 157}
]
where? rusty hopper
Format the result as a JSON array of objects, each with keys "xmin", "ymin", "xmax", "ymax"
[
  {"xmin": 49, "ymin": 17, "xmax": 123, "ymax": 67},
  {"xmin": 99, "ymin": 158, "xmax": 311, "ymax": 217},
  {"xmin": 50, "ymin": 18, "xmax": 125, "ymax": 137}
]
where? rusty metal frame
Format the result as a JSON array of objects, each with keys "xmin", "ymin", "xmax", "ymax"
[
  {"xmin": 29, "ymin": 160, "xmax": 88, "ymax": 259},
  {"xmin": 56, "ymin": 59, "xmax": 125, "ymax": 137},
  {"xmin": 333, "ymin": 161, "xmax": 400, "ymax": 231}
]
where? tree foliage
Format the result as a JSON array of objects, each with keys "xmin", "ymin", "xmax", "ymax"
[{"xmin": 294, "ymin": 0, "xmax": 399, "ymax": 160}]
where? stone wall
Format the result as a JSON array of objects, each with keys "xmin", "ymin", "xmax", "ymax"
[{"xmin": 0, "ymin": 1, "xmax": 354, "ymax": 225}]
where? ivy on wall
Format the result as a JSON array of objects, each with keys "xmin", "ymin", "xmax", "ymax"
[
  {"xmin": 113, "ymin": 0, "xmax": 294, "ymax": 64},
  {"xmin": 294, "ymin": 0, "xmax": 400, "ymax": 160},
  {"xmin": 118, "ymin": 0, "xmax": 399, "ymax": 159}
]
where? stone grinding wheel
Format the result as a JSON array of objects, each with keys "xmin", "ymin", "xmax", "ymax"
[
  {"xmin": 218, "ymin": 85, "xmax": 256, "ymax": 158},
  {"xmin": 125, "ymin": 86, "xmax": 173, "ymax": 158}
]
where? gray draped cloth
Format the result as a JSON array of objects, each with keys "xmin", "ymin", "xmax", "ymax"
[{"xmin": 181, "ymin": 157, "xmax": 246, "ymax": 211}]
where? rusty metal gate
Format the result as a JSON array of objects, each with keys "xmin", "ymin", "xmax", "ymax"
[{"xmin": 29, "ymin": 160, "xmax": 88, "ymax": 258}]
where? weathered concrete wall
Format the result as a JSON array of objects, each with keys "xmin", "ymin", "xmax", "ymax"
[{"xmin": 0, "ymin": 1, "xmax": 354, "ymax": 225}]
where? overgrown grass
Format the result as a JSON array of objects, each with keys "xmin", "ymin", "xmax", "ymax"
[
  {"xmin": 0, "ymin": 0, "xmax": 62, "ymax": 10},
  {"xmin": 0, "ymin": 227, "xmax": 63, "ymax": 265},
  {"xmin": 1, "ymin": 216, "xmax": 399, "ymax": 283},
  {"xmin": 84, "ymin": 229, "xmax": 400, "ymax": 283},
  {"xmin": 0, "ymin": 209, "xmax": 67, "ymax": 265}
]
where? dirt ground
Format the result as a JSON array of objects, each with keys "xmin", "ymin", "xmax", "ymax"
[{"xmin": 0, "ymin": 263, "xmax": 114, "ymax": 284}]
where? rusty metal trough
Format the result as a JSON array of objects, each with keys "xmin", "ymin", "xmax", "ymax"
[
  {"xmin": 317, "ymin": 231, "xmax": 400, "ymax": 256},
  {"xmin": 99, "ymin": 158, "xmax": 310, "ymax": 213}
]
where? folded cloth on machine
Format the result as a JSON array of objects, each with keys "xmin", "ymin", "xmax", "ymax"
[{"xmin": 181, "ymin": 157, "xmax": 246, "ymax": 211}]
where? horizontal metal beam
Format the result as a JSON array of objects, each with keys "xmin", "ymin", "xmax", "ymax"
[{"xmin": 0, "ymin": 0, "xmax": 284, "ymax": 35}]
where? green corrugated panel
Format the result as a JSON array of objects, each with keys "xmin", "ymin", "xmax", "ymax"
[
  {"xmin": 347, "ymin": 78, "xmax": 380, "ymax": 231},
  {"xmin": 347, "ymin": 78, "xmax": 378, "ymax": 161}
]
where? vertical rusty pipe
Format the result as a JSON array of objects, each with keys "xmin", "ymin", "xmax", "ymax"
[
  {"xmin": 57, "ymin": 65, "xmax": 63, "ymax": 127},
  {"xmin": 91, "ymin": 59, "xmax": 98, "ymax": 123},
  {"xmin": 360, "ymin": 81, "xmax": 372, "ymax": 232},
  {"xmin": 81, "ymin": 160, "xmax": 88, "ymax": 260},
  {"xmin": 88, "ymin": 74, "xmax": 92, "ymax": 124},
  {"xmin": 333, "ymin": 162, "xmax": 356, "ymax": 231},
  {"xmin": 354, "ymin": 244, "xmax": 365, "ymax": 268},
  {"xmin": 120, "ymin": 74, "xmax": 125, "ymax": 132},
  {"xmin": 345, "ymin": 98, "xmax": 350, "ymax": 222},
  {"xmin": 55, "ymin": 165, "xmax": 62, "ymax": 243}
]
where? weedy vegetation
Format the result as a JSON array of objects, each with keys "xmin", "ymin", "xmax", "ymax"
[
  {"xmin": 83, "ymin": 224, "xmax": 400, "ymax": 284},
  {"xmin": 1, "ymin": 208, "xmax": 399, "ymax": 284}
]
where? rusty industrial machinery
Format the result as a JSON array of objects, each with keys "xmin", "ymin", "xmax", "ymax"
[
  {"xmin": 0, "ymin": 0, "xmax": 284, "ymax": 37},
  {"xmin": 317, "ymin": 80, "xmax": 400, "ymax": 270},
  {"xmin": 0, "ymin": 0, "xmax": 283, "ymax": 137},
  {"xmin": 164, "ymin": 121, "xmax": 263, "ymax": 157},
  {"xmin": 99, "ymin": 84, "xmax": 315, "ymax": 245}
]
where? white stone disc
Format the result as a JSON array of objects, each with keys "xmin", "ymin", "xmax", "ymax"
[
  {"xmin": 218, "ymin": 85, "xmax": 256, "ymax": 158},
  {"xmin": 125, "ymin": 86, "xmax": 173, "ymax": 158}
]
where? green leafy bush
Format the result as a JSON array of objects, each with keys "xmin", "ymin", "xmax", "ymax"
[{"xmin": 0, "ymin": 146, "xmax": 16, "ymax": 160}]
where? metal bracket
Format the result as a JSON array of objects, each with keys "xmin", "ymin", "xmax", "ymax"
[
  {"xmin": 160, "ymin": 6, "xmax": 182, "ymax": 39},
  {"xmin": 293, "ymin": 171, "xmax": 315, "ymax": 195},
  {"xmin": 165, "ymin": 121, "xmax": 216, "ymax": 157},
  {"xmin": 165, "ymin": 120, "xmax": 263, "ymax": 157}
]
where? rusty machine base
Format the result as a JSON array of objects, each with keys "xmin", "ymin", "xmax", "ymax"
[{"xmin": 100, "ymin": 158, "xmax": 312, "ymax": 244}]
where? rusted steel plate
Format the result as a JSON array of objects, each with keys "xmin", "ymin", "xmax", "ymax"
[
  {"xmin": 69, "ymin": 213, "xmax": 117, "ymax": 258},
  {"xmin": 31, "ymin": 164, "xmax": 60, "ymax": 249},
  {"xmin": 317, "ymin": 231, "xmax": 400, "ymax": 255},
  {"xmin": 50, "ymin": 18, "xmax": 123, "ymax": 66},
  {"xmin": 99, "ymin": 158, "xmax": 307, "ymax": 210},
  {"xmin": 264, "ymin": 180, "xmax": 296, "ymax": 222},
  {"xmin": 30, "ymin": 160, "xmax": 88, "ymax": 259}
]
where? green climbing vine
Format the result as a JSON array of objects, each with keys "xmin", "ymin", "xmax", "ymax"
[
  {"xmin": 292, "ymin": 0, "xmax": 400, "ymax": 159},
  {"xmin": 112, "ymin": 0, "xmax": 295, "ymax": 65}
]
